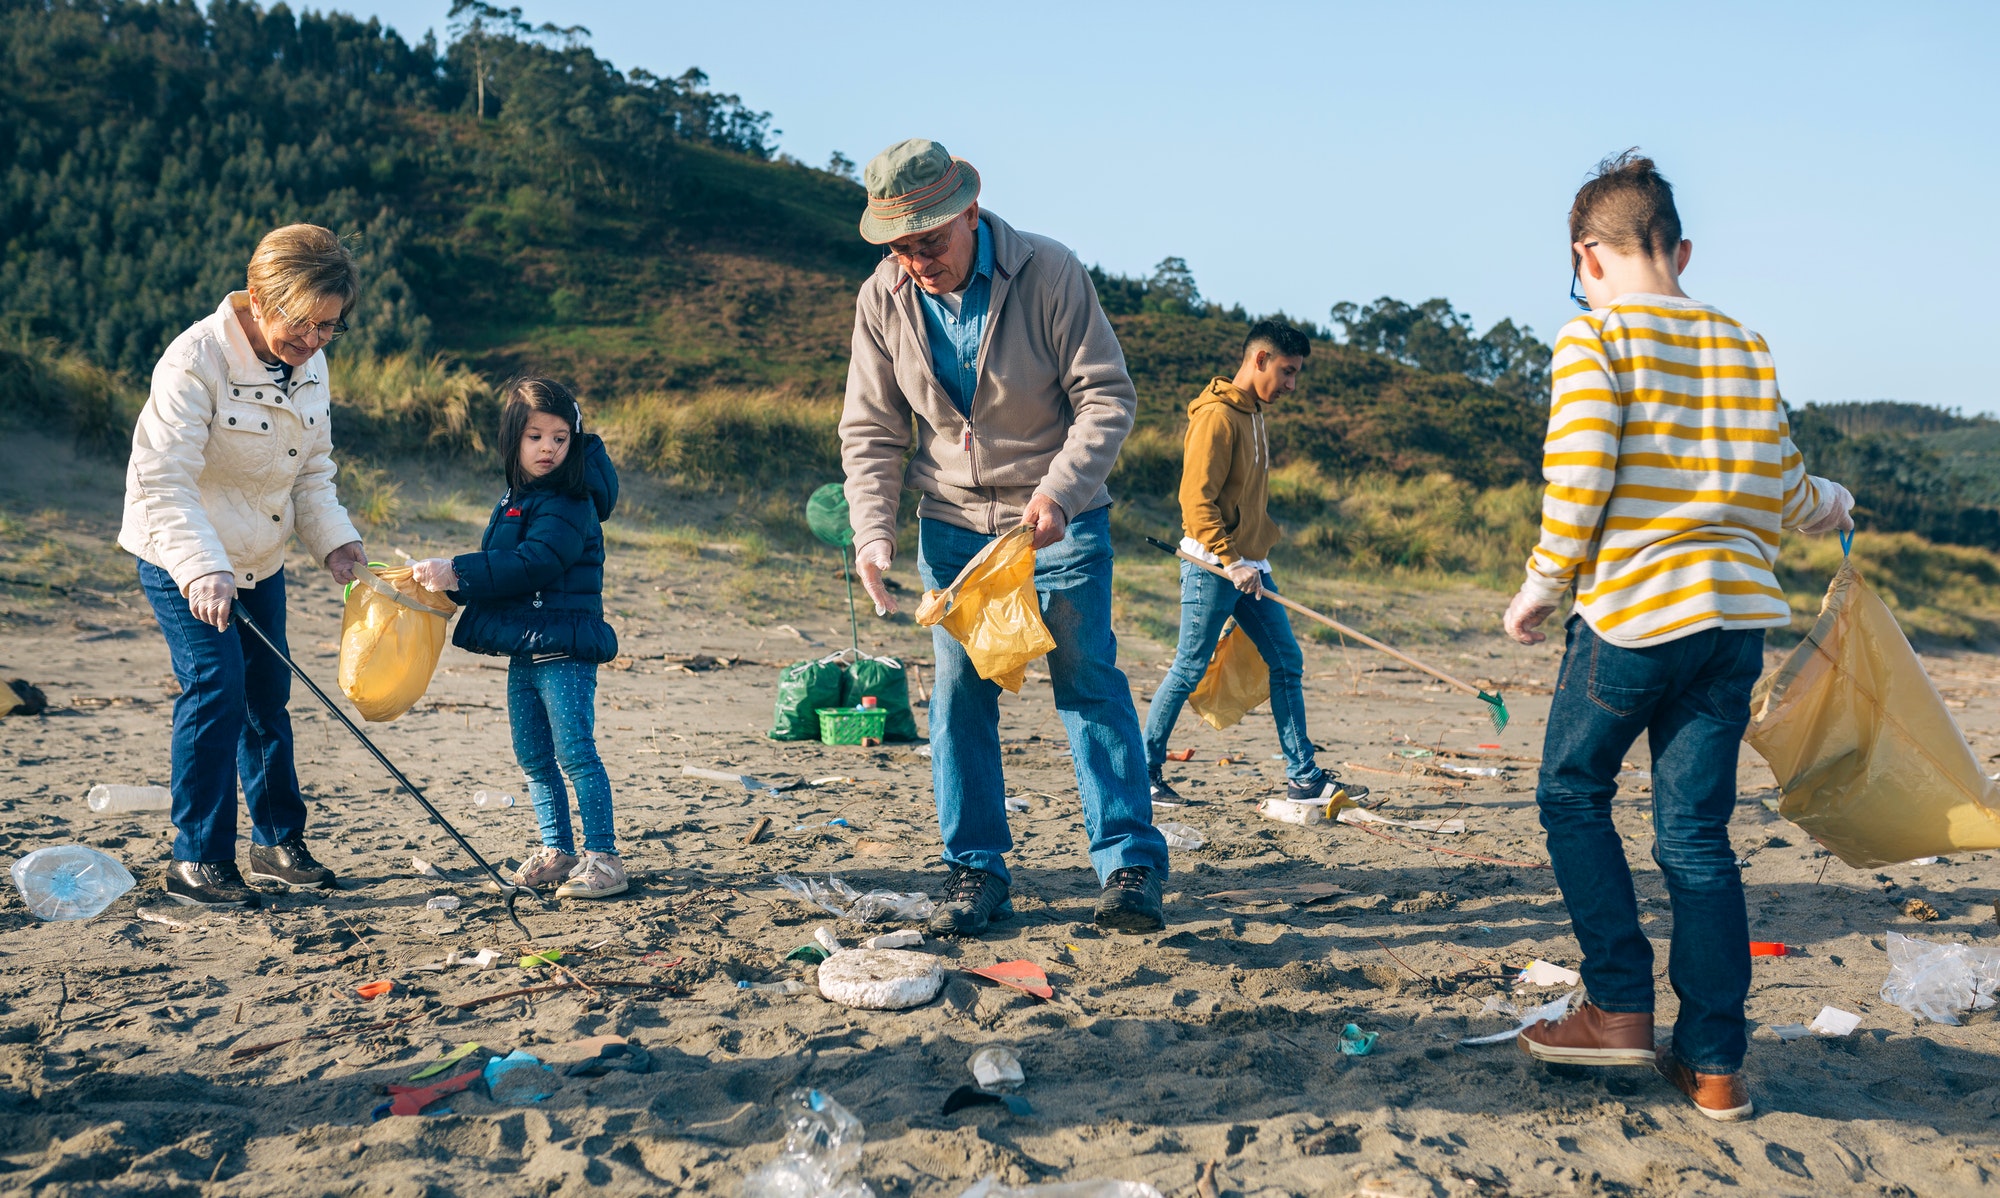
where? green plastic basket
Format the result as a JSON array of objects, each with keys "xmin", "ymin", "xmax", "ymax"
[{"xmin": 816, "ymin": 707, "xmax": 887, "ymax": 746}]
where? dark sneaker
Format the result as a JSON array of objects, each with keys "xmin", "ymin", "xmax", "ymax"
[
  {"xmin": 1288, "ymin": 772, "xmax": 1371, "ymax": 808},
  {"xmin": 243, "ymin": 838, "xmax": 336, "ymax": 888},
  {"xmin": 1148, "ymin": 767, "xmax": 1183, "ymax": 805},
  {"xmin": 164, "ymin": 860, "xmax": 261, "ymax": 910},
  {"xmin": 1518, "ymin": 999, "xmax": 1657, "ymax": 1066},
  {"xmin": 928, "ymin": 865, "xmax": 1012, "ymax": 937},
  {"xmin": 1657, "ymin": 1054, "xmax": 1754, "ymax": 1121},
  {"xmin": 1094, "ymin": 866, "xmax": 1164, "ymax": 932}
]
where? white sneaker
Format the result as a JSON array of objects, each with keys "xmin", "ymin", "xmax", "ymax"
[
  {"xmin": 555, "ymin": 851, "xmax": 628, "ymax": 899},
  {"xmin": 512, "ymin": 846, "xmax": 577, "ymax": 889}
]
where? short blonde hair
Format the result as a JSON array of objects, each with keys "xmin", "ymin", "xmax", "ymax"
[{"xmin": 246, "ymin": 224, "xmax": 359, "ymax": 319}]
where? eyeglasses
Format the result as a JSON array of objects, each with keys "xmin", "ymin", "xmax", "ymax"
[
  {"xmin": 1568, "ymin": 241, "xmax": 1599, "ymax": 311},
  {"xmin": 273, "ymin": 301, "xmax": 349, "ymax": 343},
  {"xmin": 884, "ymin": 226, "xmax": 956, "ymax": 262}
]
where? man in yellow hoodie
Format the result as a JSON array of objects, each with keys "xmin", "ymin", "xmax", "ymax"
[{"xmin": 1143, "ymin": 320, "xmax": 1366, "ymax": 806}]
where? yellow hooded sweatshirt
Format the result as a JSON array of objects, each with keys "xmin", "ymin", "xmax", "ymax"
[{"xmin": 1179, "ymin": 377, "xmax": 1279, "ymax": 565}]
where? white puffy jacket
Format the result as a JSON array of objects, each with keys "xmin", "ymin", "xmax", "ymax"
[{"xmin": 119, "ymin": 292, "xmax": 361, "ymax": 592}]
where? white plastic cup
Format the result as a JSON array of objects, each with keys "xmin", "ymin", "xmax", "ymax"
[
  {"xmin": 85, "ymin": 785, "xmax": 172, "ymax": 813},
  {"xmin": 473, "ymin": 791, "xmax": 516, "ymax": 808}
]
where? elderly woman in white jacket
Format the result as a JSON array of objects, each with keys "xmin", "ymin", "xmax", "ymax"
[{"xmin": 120, "ymin": 224, "xmax": 368, "ymax": 910}]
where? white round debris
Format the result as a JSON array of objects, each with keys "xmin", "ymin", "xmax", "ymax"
[{"xmin": 815, "ymin": 948, "xmax": 945, "ymax": 1010}]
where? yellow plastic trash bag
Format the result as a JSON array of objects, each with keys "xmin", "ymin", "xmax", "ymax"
[
  {"xmin": 1744, "ymin": 560, "xmax": 2000, "ymax": 867},
  {"xmin": 1189, "ymin": 621, "xmax": 1269, "ymax": 731},
  {"xmin": 915, "ymin": 525, "xmax": 1056, "ymax": 693},
  {"xmin": 339, "ymin": 565, "xmax": 456, "ymax": 723}
]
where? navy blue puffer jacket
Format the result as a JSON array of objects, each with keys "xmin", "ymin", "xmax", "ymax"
[{"xmin": 449, "ymin": 435, "xmax": 620, "ymax": 662}]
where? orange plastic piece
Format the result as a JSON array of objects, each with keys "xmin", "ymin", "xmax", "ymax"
[
  {"xmin": 1165, "ymin": 749, "xmax": 1195, "ymax": 762},
  {"xmin": 962, "ymin": 960, "xmax": 1054, "ymax": 1000},
  {"xmin": 356, "ymin": 980, "xmax": 394, "ymax": 1000}
]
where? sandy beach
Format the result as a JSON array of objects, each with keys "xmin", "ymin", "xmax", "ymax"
[{"xmin": 3, "ymin": 441, "xmax": 1998, "ymax": 1197}]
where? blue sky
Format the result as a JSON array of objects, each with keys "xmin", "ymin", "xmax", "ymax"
[{"xmin": 358, "ymin": 1, "xmax": 1998, "ymax": 414}]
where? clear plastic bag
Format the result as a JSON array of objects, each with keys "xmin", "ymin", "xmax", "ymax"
[
  {"xmin": 916, "ymin": 525, "xmax": 1056, "ymax": 693},
  {"xmin": 1188, "ymin": 621, "xmax": 1268, "ymax": 731},
  {"xmin": 742, "ymin": 1089, "xmax": 875, "ymax": 1198},
  {"xmin": 1879, "ymin": 931, "xmax": 2000, "ymax": 1026},
  {"xmin": 1744, "ymin": 561, "xmax": 2000, "ymax": 866},
  {"xmin": 340, "ymin": 565, "xmax": 456, "ymax": 723},
  {"xmin": 774, "ymin": 874, "xmax": 935, "ymax": 923}
]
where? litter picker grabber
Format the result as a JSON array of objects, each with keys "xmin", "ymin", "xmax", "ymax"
[
  {"xmin": 232, "ymin": 605, "xmax": 545, "ymax": 939},
  {"xmin": 1145, "ymin": 536, "xmax": 1510, "ymax": 733}
]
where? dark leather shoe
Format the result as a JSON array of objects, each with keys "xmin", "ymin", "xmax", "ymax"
[
  {"xmin": 1288, "ymin": 772, "xmax": 1371, "ymax": 807},
  {"xmin": 1519, "ymin": 999, "xmax": 1657, "ymax": 1066},
  {"xmin": 1094, "ymin": 865, "xmax": 1165, "ymax": 932},
  {"xmin": 1148, "ymin": 768, "xmax": 1183, "ymax": 804},
  {"xmin": 928, "ymin": 865, "xmax": 1012, "ymax": 937},
  {"xmin": 243, "ymin": 838, "xmax": 336, "ymax": 888},
  {"xmin": 1658, "ymin": 1054, "xmax": 1754, "ymax": 1121},
  {"xmin": 164, "ymin": 860, "xmax": 261, "ymax": 910}
]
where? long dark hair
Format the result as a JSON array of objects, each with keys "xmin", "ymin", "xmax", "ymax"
[{"xmin": 499, "ymin": 377, "xmax": 588, "ymax": 497}]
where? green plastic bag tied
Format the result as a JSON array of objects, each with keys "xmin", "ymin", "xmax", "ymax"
[
  {"xmin": 769, "ymin": 658, "xmax": 843, "ymax": 741},
  {"xmin": 841, "ymin": 654, "xmax": 919, "ymax": 742}
]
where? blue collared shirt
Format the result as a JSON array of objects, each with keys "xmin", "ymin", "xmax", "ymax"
[{"xmin": 915, "ymin": 217, "xmax": 994, "ymax": 416}]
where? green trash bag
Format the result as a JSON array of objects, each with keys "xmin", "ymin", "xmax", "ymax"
[
  {"xmin": 842, "ymin": 653, "xmax": 920, "ymax": 742},
  {"xmin": 769, "ymin": 656, "xmax": 844, "ymax": 741}
]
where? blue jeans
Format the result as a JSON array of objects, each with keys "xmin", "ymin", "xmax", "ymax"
[
  {"xmin": 508, "ymin": 657, "xmax": 617, "ymax": 855},
  {"xmin": 918, "ymin": 507, "xmax": 1169, "ymax": 885},
  {"xmin": 139, "ymin": 561, "xmax": 308, "ymax": 863},
  {"xmin": 1144, "ymin": 562, "xmax": 1323, "ymax": 784},
  {"xmin": 1537, "ymin": 615, "xmax": 1764, "ymax": 1074}
]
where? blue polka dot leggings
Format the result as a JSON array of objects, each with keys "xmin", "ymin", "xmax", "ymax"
[{"xmin": 507, "ymin": 656, "xmax": 617, "ymax": 855}]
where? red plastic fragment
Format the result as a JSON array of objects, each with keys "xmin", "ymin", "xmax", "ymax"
[
  {"xmin": 1748, "ymin": 942, "xmax": 1791, "ymax": 957},
  {"xmin": 962, "ymin": 960, "xmax": 1054, "ymax": 1000}
]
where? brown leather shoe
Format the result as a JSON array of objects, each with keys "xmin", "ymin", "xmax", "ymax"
[
  {"xmin": 1658, "ymin": 1054, "xmax": 1753, "ymax": 1121},
  {"xmin": 1518, "ymin": 999, "xmax": 1657, "ymax": 1065}
]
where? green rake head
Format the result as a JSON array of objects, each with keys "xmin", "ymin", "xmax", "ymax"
[{"xmin": 1478, "ymin": 690, "xmax": 1510, "ymax": 734}]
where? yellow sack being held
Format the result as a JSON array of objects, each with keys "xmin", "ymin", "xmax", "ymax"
[
  {"xmin": 339, "ymin": 565, "xmax": 456, "ymax": 722},
  {"xmin": 1744, "ymin": 559, "xmax": 2000, "ymax": 867},
  {"xmin": 1189, "ymin": 620, "xmax": 1269, "ymax": 731},
  {"xmin": 915, "ymin": 525, "xmax": 1056, "ymax": 693}
]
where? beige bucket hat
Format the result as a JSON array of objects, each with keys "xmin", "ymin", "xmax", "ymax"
[{"xmin": 858, "ymin": 138, "xmax": 981, "ymax": 244}]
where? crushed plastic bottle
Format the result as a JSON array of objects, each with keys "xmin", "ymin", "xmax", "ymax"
[
  {"xmin": 10, "ymin": 845, "xmax": 137, "ymax": 921},
  {"xmin": 85, "ymin": 785, "xmax": 172, "ymax": 813},
  {"xmin": 742, "ymin": 1088, "xmax": 876, "ymax": 1198},
  {"xmin": 775, "ymin": 874, "xmax": 935, "ymax": 923},
  {"xmin": 737, "ymin": 979, "xmax": 811, "ymax": 995},
  {"xmin": 473, "ymin": 790, "xmax": 516, "ymax": 808}
]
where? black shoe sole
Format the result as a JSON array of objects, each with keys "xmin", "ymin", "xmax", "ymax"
[
  {"xmin": 162, "ymin": 888, "xmax": 260, "ymax": 910},
  {"xmin": 1093, "ymin": 904, "xmax": 1164, "ymax": 933},
  {"xmin": 928, "ymin": 901, "xmax": 1013, "ymax": 938}
]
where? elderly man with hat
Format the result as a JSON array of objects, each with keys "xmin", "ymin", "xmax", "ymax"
[{"xmin": 840, "ymin": 138, "xmax": 1171, "ymax": 936}]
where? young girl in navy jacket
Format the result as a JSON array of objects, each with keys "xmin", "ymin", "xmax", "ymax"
[{"xmin": 412, "ymin": 378, "xmax": 626, "ymax": 899}]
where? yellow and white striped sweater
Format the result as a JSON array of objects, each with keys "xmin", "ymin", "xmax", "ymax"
[{"xmin": 1521, "ymin": 294, "xmax": 1837, "ymax": 648}]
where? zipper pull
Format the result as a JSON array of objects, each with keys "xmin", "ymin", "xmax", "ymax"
[
  {"xmin": 963, "ymin": 422, "xmax": 973, "ymax": 451},
  {"xmin": 532, "ymin": 591, "xmax": 544, "ymax": 609}
]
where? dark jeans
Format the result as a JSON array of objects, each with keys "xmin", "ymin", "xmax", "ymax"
[
  {"xmin": 917, "ymin": 507, "xmax": 1169, "ymax": 885},
  {"xmin": 139, "ymin": 561, "xmax": 308, "ymax": 863},
  {"xmin": 1143, "ymin": 561, "xmax": 1322, "ymax": 784},
  {"xmin": 1537, "ymin": 615, "xmax": 1764, "ymax": 1073}
]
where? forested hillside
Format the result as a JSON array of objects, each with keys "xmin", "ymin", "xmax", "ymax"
[{"xmin": 3, "ymin": 0, "xmax": 1997, "ymax": 561}]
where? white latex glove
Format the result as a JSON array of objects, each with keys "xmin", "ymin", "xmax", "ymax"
[
  {"xmin": 1798, "ymin": 481, "xmax": 1856, "ymax": 535},
  {"xmin": 410, "ymin": 557, "xmax": 459, "ymax": 593},
  {"xmin": 1020, "ymin": 493, "xmax": 1069, "ymax": 550},
  {"xmin": 855, "ymin": 538, "xmax": 897, "ymax": 616},
  {"xmin": 187, "ymin": 571, "xmax": 237, "ymax": 632},
  {"xmin": 1223, "ymin": 561, "xmax": 1263, "ymax": 597},
  {"xmin": 1504, "ymin": 590, "xmax": 1556, "ymax": 646}
]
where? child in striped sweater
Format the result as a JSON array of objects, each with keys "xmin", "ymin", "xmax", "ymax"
[{"xmin": 1503, "ymin": 151, "xmax": 1852, "ymax": 1122}]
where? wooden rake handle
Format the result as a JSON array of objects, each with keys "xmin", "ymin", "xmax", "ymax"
[{"xmin": 1144, "ymin": 538, "xmax": 1487, "ymax": 700}]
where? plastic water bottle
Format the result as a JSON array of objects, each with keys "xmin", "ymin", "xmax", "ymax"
[
  {"xmin": 10, "ymin": 845, "xmax": 137, "ymax": 921},
  {"xmin": 473, "ymin": 791, "xmax": 516, "ymax": 808},
  {"xmin": 86, "ymin": 785, "xmax": 172, "ymax": 813}
]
